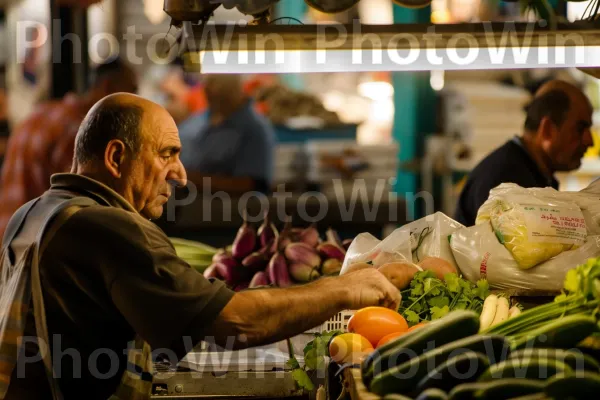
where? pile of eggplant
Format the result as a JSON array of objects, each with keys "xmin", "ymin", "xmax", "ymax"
[{"xmin": 204, "ymin": 213, "xmax": 352, "ymax": 291}]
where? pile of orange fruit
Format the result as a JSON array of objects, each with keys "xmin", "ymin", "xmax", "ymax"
[{"xmin": 328, "ymin": 307, "xmax": 427, "ymax": 365}]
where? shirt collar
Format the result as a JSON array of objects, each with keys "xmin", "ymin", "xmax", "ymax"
[
  {"xmin": 49, "ymin": 173, "xmax": 138, "ymax": 214},
  {"xmin": 511, "ymin": 136, "xmax": 558, "ymax": 188}
]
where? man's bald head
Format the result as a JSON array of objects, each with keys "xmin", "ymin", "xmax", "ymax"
[
  {"xmin": 75, "ymin": 93, "xmax": 154, "ymax": 165},
  {"xmin": 524, "ymin": 80, "xmax": 590, "ymax": 133},
  {"xmin": 74, "ymin": 93, "xmax": 186, "ymax": 220}
]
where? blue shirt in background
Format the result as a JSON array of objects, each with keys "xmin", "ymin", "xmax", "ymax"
[{"xmin": 178, "ymin": 100, "xmax": 276, "ymax": 192}]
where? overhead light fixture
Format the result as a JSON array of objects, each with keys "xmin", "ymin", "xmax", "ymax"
[{"xmin": 182, "ymin": 23, "xmax": 600, "ymax": 74}]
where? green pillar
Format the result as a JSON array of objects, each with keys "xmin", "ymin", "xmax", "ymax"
[
  {"xmin": 275, "ymin": 1, "xmax": 307, "ymax": 90},
  {"xmin": 392, "ymin": 5, "xmax": 436, "ymax": 218}
]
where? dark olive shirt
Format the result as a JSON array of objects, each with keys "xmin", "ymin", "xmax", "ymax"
[
  {"xmin": 454, "ymin": 137, "xmax": 559, "ymax": 227},
  {"xmin": 6, "ymin": 173, "xmax": 235, "ymax": 400}
]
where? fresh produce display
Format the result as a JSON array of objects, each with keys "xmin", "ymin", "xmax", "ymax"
[
  {"xmin": 170, "ymin": 237, "xmax": 218, "ymax": 273},
  {"xmin": 351, "ymin": 257, "xmax": 600, "ymax": 399},
  {"xmin": 203, "ymin": 212, "xmax": 348, "ymax": 291},
  {"xmin": 398, "ymin": 270, "xmax": 490, "ymax": 326}
]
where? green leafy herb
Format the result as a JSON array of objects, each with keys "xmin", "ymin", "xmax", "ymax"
[
  {"xmin": 404, "ymin": 310, "xmax": 420, "ymax": 324},
  {"xmin": 400, "ymin": 272, "xmax": 490, "ymax": 326},
  {"xmin": 431, "ymin": 305, "xmax": 450, "ymax": 320}
]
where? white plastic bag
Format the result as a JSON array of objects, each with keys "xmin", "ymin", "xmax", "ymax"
[
  {"xmin": 340, "ymin": 229, "xmax": 412, "ymax": 274},
  {"xmin": 476, "ymin": 183, "xmax": 587, "ymax": 269},
  {"xmin": 450, "ymin": 221, "xmax": 600, "ymax": 292},
  {"xmin": 397, "ymin": 212, "xmax": 464, "ymax": 271},
  {"xmin": 340, "ymin": 213, "xmax": 464, "ymax": 275}
]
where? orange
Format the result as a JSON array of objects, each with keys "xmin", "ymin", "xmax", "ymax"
[
  {"xmin": 376, "ymin": 332, "xmax": 406, "ymax": 348},
  {"xmin": 348, "ymin": 307, "xmax": 409, "ymax": 348},
  {"xmin": 408, "ymin": 322, "xmax": 427, "ymax": 332}
]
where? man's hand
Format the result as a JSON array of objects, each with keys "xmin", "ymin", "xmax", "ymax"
[{"xmin": 337, "ymin": 268, "xmax": 401, "ymax": 311}]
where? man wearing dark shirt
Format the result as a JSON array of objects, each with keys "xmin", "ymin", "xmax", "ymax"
[
  {"xmin": 455, "ymin": 80, "xmax": 594, "ymax": 226},
  {"xmin": 1, "ymin": 93, "xmax": 399, "ymax": 399}
]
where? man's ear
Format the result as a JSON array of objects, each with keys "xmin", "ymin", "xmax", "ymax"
[
  {"xmin": 104, "ymin": 139, "xmax": 127, "ymax": 178},
  {"xmin": 539, "ymin": 116, "xmax": 557, "ymax": 141}
]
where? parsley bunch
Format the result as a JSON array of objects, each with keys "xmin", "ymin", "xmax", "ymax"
[{"xmin": 399, "ymin": 271, "xmax": 490, "ymax": 325}]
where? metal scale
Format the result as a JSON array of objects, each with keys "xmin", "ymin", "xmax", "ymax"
[{"xmin": 151, "ymin": 344, "xmax": 308, "ymax": 399}]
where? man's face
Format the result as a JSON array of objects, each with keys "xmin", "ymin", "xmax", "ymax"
[
  {"xmin": 124, "ymin": 106, "xmax": 187, "ymax": 219},
  {"xmin": 544, "ymin": 94, "xmax": 594, "ymax": 171}
]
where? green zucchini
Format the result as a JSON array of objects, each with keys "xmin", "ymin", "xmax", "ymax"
[
  {"xmin": 508, "ymin": 348, "xmax": 600, "ymax": 372},
  {"xmin": 363, "ymin": 311, "xmax": 480, "ymax": 382},
  {"xmin": 511, "ymin": 315, "xmax": 599, "ymax": 351},
  {"xmin": 370, "ymin": 335, "xmax": 508, "ymax": 396},
  {"xmin": 477, "ymin": 358, "xmax": 572, "ymax": 382},
  {"xmin": 416, "ymin": 388, "xmax": 448, "ymax": 400},
  {"xmin": 413, "ymin": 352, "xmax": 489, "ymax": 396},
  {"xmin": 472, "ymin": 378, "xmax": 544, "ymax": 400},
  {"xmin": 448, "ymin": 383, "xmax": 487, "ymax": 400},
  {"xmin": 544, "ymin": 371, "xmax": 600, "ymax": 399}
]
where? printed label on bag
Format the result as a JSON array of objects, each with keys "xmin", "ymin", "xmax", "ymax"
[{"xmin": 520, "ymin": 204, "xmax": 587, "ymax": 244}]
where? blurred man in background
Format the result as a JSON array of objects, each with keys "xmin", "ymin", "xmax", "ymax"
[
  {"xmin": 0, "ymin": 58, "xmax": 137, "ymax": 240},
  {"xmin": 455, "ymin": 80, "xmax": 594, "ymax": 226},
  {"xmin": 178, "ymin": 74, "xmax": 275, "ymax": 194}
]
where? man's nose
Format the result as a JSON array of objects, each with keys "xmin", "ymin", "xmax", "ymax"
[
  {"xmin": 167, "ymin": 159, "xmax": 187, "ymax": 188},
  {"xmin": 583, "ymin": 128, "xmax": 595, "ymax": 148}
]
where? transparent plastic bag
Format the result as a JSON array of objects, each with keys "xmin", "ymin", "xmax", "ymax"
[
  {"xmin": 397, "ymin": 212, "xmax": 464, "ymax": 272},
  {"xmin": 340, "ymin": 229, "xmax": 412, "ymax": 274},
  {"xmin": 476, "ymin": 183, "xmax": 587, "ymax": 269},
  {"xmin": 450, "ymin": 221, "xmax": 600, "ymax": 292}
]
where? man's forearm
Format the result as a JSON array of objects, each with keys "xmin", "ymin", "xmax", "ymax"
[{"xmin": 207, "ymin": 277, "xmax": 349, "ymax": 349}]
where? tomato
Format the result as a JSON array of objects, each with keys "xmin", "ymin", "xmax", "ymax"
[
  {"xmin": 348, "ymin": 307, "xmax": 409, "ymax": 347},
  {"xmin": 376, "ymin": 332, "xmax": 406, "ymax": 348},
  {"xmin": 329, "ymin": 333, "xmax": 374, "ymax": 364},
  {"xmin": 408, "ymin": 322, "xmax": 427, "ymax": 332}
]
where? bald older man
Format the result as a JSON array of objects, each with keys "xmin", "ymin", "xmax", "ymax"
[
  {"xmin": 0, "ymin": 93, "xmax": 399, "ymax": 400},
  {"xmin": 455, "ymin": 80, "xmax": 594, "ymax": 226},
  {"xmin": 177, "ymin": 74, "xmax": 275, "ymax": 194}
]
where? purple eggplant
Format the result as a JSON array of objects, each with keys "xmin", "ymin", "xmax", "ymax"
[
  {"xmin": 267, "ymin": 233, "xmax": 293, "ymax": 287},
  {"xmin": 258, "ymin": 210, "xmax": 278, "ymax": 248},
  {"xmin": 242, "ymin": 250, "xmax": 270, "ymax": 270},
  {"xmin": 297, "ymin": 223, "xmax": 320, "ymax": 248},
  {"xmin": 249, "ymin": 271, "xmax": 270, "ymax": 288},
  {"xmin": 285, "ymin": 243, "xmax": 321, "ymax": 268},
  {"xmin": 289, "ymin": 262, "xmax": 321, "ymax": 282},
  {"xmin": 215, "ymin": 262, "xmax": 243, "ymax": 287},
  {"xmin": 232, "ymin": 211, "xmax": 257, "ymax": 260},
  {"xmin": 212, "ymin": 249, "xmax": 229, "ymax": 264},
  {"xmin": 317, "ymin": 242, "xmax": 346, "ymax": 263}
]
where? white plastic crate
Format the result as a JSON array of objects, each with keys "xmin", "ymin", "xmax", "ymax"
[{"xmin": 305, "ymin": 310, "xmax": 356, "ymax": 334}]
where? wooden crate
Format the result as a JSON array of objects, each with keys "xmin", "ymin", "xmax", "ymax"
[{"xmin": 343, "ymin": 368, "xmax": 380, "ymax": 400}]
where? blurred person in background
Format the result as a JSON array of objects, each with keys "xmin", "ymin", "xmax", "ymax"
[
  {"xmin": 455, "ymin": 80, "xmax": 594, "ymax": 227},
  {"xmin": 0, "ymin": 58, "xmax": 137, "ymax": 240},
  {"xmin": 178, "ymin": 74, "xmax": 275, "ymax": 194}
]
